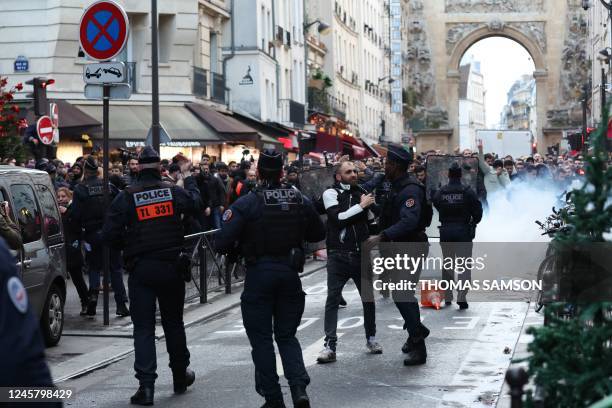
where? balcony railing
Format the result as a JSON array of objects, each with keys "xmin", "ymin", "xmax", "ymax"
[
  {"xmin": 308, "ymin": 88, "xmax": 346, "ymax": 121},
  {"xmin": 211, "ymin": 72, "xmax": 226, "ymax": 105},
  {"xmin": 192, "ymin": 67, "xmax": 227, "ymax": 106},
  {"xmin": 193, "ymin": 66, "xmax": 208, "ymax": 98},
  {"xmin": 278, "ymin": 99, "xmax": 305, "ymax": 126}
]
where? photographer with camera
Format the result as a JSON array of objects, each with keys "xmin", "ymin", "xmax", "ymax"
[{"xmin": 0, "ymin": 200, "xmax": 21, "ymax": 251}]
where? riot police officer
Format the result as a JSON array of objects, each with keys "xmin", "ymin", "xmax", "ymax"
[
  {"xmin": 0, "ymin": 238, "xmax": 61, "ymax": 407},
  {"xmin": 71, "ymin": 156, "xmax": 129, "ymax": 317},
  {"xmin": 365, "ymin": 143, "xmax": 433, "ymax": 366},
  {"xmin": 101, "ymin": 147, "xmax": 201, "ymax": 405},
  {"xmin": 215, "ymin": 150, "xmax": 325, "ymax": 408},
  {"xmin": 432, "ymin": 163, "xmax": 483, "ymax": 309}
]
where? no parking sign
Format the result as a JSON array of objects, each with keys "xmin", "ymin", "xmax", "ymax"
[{"xmin": 79, "ymin": 1, "xmax": 129, "ymax": 61}]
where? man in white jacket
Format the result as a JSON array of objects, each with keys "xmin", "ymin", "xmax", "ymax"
[{"xmin": 477, "ymin": 139, "xmax": 511, "ymax": 197}]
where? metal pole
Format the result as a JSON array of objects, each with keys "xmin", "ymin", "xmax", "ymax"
[
  {"xmin": 199, "ymin": 238, "xmax": 207, "ymax": 304},
  {"xmin": 582, "ymin": 84, "xmax": 588, "ymax": 153},
  {"xmin": 151, "ymin": 0, "xmax": 160, "ymax": 151},
  {"xmin": 602, "ymin": 67, "xmax": 607, "ymax": 114},
  {"xmin": 102, "ymin": 85, "xmax": 110, "ymax": 326}
]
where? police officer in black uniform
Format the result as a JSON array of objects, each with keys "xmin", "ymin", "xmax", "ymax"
[
  {"xmin": 71, "ymin": 156, "xmax": 129, "ymax": 317},
  {"xmin": 432, "ymin": 163, "xmax": 483, "ymax": 309},
  {"xmin": 101, "ymin": 147, "xmax": 201, "ymax": 405},
  {"xmin": 0, "ymin": 238, "xmax": 61, "ymax": 408},
  {"xmin": 215, "ymin": 150, "xmax": 325, "ymax": 408},
  {"xmin": 365, "ymin": 143, "xmax": 433, "ymax": 366}
]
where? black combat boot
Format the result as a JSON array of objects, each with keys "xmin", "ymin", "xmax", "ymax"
[
  {"xmin": 290, "ymin": 385, "xmax": 310, "ymax": 408},
  {"xmin": 116, "ymin": 302, "xmax": 130, "ymax": 317},
  {"xmin": 403, "ymin": 339, "xmax": 427, "ymax": 366},
  {"xmin": 457, "ymin": 301, "xmax": 469, "ymax": 310},
  {"xmin": 402, "ymin": 324, "xmax": 430, "ymax": 353},
  {"xmin": 260, "ymin": 400, "xmax": 286, "ymax": 408},
  {"xmin": 173, "ymin": 368, "xmax": 195, "ymax": 394},
  {"xmin": 86, "ymin": 289, "xmax": 98, "ymax": 316},
  {"xmin": 130, "ymin": 385, "xmax": 154, "ymax": 406},
  {"xmin": 80, "ymin": 302, "xmax": 88, "ymax": 316}
]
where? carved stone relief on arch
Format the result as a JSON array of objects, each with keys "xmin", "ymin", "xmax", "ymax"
[{"xmin": 445, "ymin": 0, "xmax": 544, "ymax": 13}]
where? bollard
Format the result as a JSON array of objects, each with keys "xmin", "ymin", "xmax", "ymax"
[
  {"xmin": 505, "ymin": 367, "xmax": 529, "ymax": 408},
  {"xmin": 199, "ymin": 239, "xmax": 207, "ymax": 304},
  {"xmin": 225, "ymin": 260, "xmax": 232, "ymax": 294}
]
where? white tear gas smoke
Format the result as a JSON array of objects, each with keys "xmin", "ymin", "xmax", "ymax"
[{"xmin": 474, "ymin": 179, "xmax": 568, "ymax": 243}]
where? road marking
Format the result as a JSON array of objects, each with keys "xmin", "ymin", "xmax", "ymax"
[
  {"xmin": 276, "ymin": 333, "xmax": 346, "ymax": 377},
  {"xmin": 337, "ymin": 316, "xmax": 364, "ymax": 329},
  {"xmin": 214, "ymin": 319, "xmax": 245, "ymax": 334},
  {"xmin": 443, "ymin": 316, "xmax": 481, "ymax": 330},
  {"xmin": 297, "ymin": 317, "xmax": 320, "ymax": 331}
]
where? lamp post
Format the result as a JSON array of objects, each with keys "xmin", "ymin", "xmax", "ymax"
[
  {"xmin": 151, "ymin": 0, "xmax": 160, "ymax": 152},
  {"xmin": 377, "ymin": 77, "xmax": 394, "ymax": 143},
  {"xmin": 600, "ymin": 0, "xmax": 612, "ymax": 112}
]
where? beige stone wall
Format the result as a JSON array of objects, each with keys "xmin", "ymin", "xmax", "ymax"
[{"xmin": 407, "ymin": 0, "xmax": 584, "ymax": 153}]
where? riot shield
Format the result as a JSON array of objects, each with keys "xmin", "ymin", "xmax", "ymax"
[
  {"xmin": 425, "ymin": 155, "xmax": 479, "ymax": 200},
  {"xmin": 298, "ymin": 166, "xmax": 336, "ymax": 200}
]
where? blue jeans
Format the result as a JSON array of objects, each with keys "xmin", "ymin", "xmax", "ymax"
[
  {"xmin": 85, "ymin": 244, "xmax": 128, "ymax": 305},
  {"xmin": 210, "ymin": 207, "xmax": 223, "ymax": 230}
]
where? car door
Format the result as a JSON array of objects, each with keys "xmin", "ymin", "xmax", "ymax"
[
  {"xmin": 9, "ymin": 177, "xmax": 49, "ymax": 316},
  {"xmin": 34, "ymin": 180, "xmax": 66, "ymax": 285}
]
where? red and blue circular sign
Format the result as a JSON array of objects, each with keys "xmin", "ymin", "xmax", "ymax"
[{"xmin": 79, "ymin": 1, "xmax": 129, "ymax": 61}]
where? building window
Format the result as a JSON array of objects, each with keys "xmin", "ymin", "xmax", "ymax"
[{"xmin": 158, "ymin": 14, "xmax": 175, "ymax": 63}]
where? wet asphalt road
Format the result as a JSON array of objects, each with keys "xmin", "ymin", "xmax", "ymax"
[{"xmin": 62, "ymin": 268, "xmax": 529, "ymax": 408}]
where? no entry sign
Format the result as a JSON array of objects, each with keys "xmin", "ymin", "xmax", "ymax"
[
  {"xmin": 79, "ymin": 0, "xmax": 129, "ymax": 61},
  {"xmin": 37, "ymin": 116, "xmax": 54, "ymax": 145}
]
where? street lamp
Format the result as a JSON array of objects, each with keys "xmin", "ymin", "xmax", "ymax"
[{"xmin": 377, "ymin": 76, "xmax": 395, "ymax": 84}]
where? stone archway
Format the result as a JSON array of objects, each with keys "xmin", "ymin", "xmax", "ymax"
[{"xmin": 405, "ymin": 0, "xmax": 590, "ymax": 154}]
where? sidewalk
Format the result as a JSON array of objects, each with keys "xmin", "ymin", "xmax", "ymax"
[
  {"xmin": 496, "ymin": 303, "xmax": 544, "ymax": 407},
  {"xmin": 48, "ymin": 259, "xmax": 327, "ymax": 383}
]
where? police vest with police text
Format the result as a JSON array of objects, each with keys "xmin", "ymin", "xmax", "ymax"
[
  {"xmin": 242, "ymin": 185, "xmax": 305, "ymax": 258},
  {"xmin": 79, "ymin": 177, "xmax": 107, "ymax": 233},
  {"xmin": 436, "ymin": 183, "xmax": 472, "ymax": 224},
  {"xmin": 123, "ymin": 181, "xmax": 184, "ymax": 258}
]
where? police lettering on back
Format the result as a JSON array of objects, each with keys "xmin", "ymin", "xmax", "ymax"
[
  {"xmin": 263, "ymin": 188, "xmax": 302, "ymax": 205},
  {"xmin": 134, "ymin": 188, "xmax": 173, "ymax": 206}
]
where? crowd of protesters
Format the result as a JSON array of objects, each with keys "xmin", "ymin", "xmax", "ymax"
[{"xmin": 0, "ymin": 141, "xmax": 605, "ymax": 319}]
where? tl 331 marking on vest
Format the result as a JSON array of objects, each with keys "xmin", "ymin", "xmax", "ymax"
[
  {"xmin": 133, "ymin": 188, "xmax": 173, "ymax": 206},
  {"xmin": 263, "ymin": 189, "xmax": 303, "ymax": 205},
  {"xmin": 136, "ymin": 202, "xmax": 174, "ymax": 221}
]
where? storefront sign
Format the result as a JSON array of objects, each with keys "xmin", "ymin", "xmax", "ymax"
[{"xmin": 125, "ymin": 141, "xmax": 204, "ymax": 148}]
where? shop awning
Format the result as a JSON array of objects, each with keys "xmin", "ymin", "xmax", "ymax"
[
  {"xmin": 361, "ymin": 139, "xmax": 381, "ymax": 157},
  {"xmin": 185, "ymin": 102, "xmax": 259, "ymax": 142},
  {"xmin": 224, "ymin": 110, "xmax": 292, "ymax": 149},
  {"xmin": 17, "ymin": 99, "xmax": 101, "ymax": 138},
  {"xmin": 77, "ymin": 104, "xmax": 223, "ymax": 147}
]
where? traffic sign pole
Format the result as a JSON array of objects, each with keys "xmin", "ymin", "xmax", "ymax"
[
  {"xmin": 151, "ymin": 0, "xmax": 160, "ymax": 152},
  {"xmin": 79, "ymin": 1, "xmax": 129, "ymax": 326},
  {"xmin": 102, "ymin": 84, "xmax": 110, "ymax": 327}
]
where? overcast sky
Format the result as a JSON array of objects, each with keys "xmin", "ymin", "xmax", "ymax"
[{"xmin": 460, "ymin": 37, "xmax": 536, "ymax": 128}]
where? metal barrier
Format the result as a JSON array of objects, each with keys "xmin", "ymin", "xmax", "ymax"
[{"xmin": 182, "ymin": 230, "xmax": 246, "ymax": 303}]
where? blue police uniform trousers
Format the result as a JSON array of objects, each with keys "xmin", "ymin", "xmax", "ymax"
[
  {"xmin": 240, "ymin": 260, "xmax": 310, "ymax": 401},
  {"xmin": 439, "ymin": 224, "xmax": 474, "ymax": 302},
  {"xmin": 128, "ymin": 258, "xmax": 190, "ymax": 386},
  {"xmin": 386, "ymin": 241, "xmax": 429, "ymax": 338}
]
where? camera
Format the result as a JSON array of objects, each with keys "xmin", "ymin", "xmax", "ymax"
[{"xmin": 118, "ymin": 148, "xmax": 138, "ymax": 165}]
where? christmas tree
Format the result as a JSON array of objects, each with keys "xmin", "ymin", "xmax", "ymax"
[
  {"xmin": 522, "ymin": 108, "xmax": 612, "ymax": 407},
  {"xmin": 0, "ymin": 77, "xmax": 28, "ymax": 163}
]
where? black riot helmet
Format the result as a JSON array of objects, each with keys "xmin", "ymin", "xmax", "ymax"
[
  {"xmin": 448, "ymin": 162, "xmax": 462, "ymax": 179},
  {"xmin": 257, "ymin": 149, "xmax": 283, "ymax": 182}
]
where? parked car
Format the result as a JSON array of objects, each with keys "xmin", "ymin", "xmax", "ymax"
[{"xmin": 0, "ymin": 166, "xmax": 67, "ymax": 346}]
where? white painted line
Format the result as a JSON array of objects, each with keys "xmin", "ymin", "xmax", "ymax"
[{"xmin": 276, "ymin": 333, "xmax": 345, "ymax": 377}]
